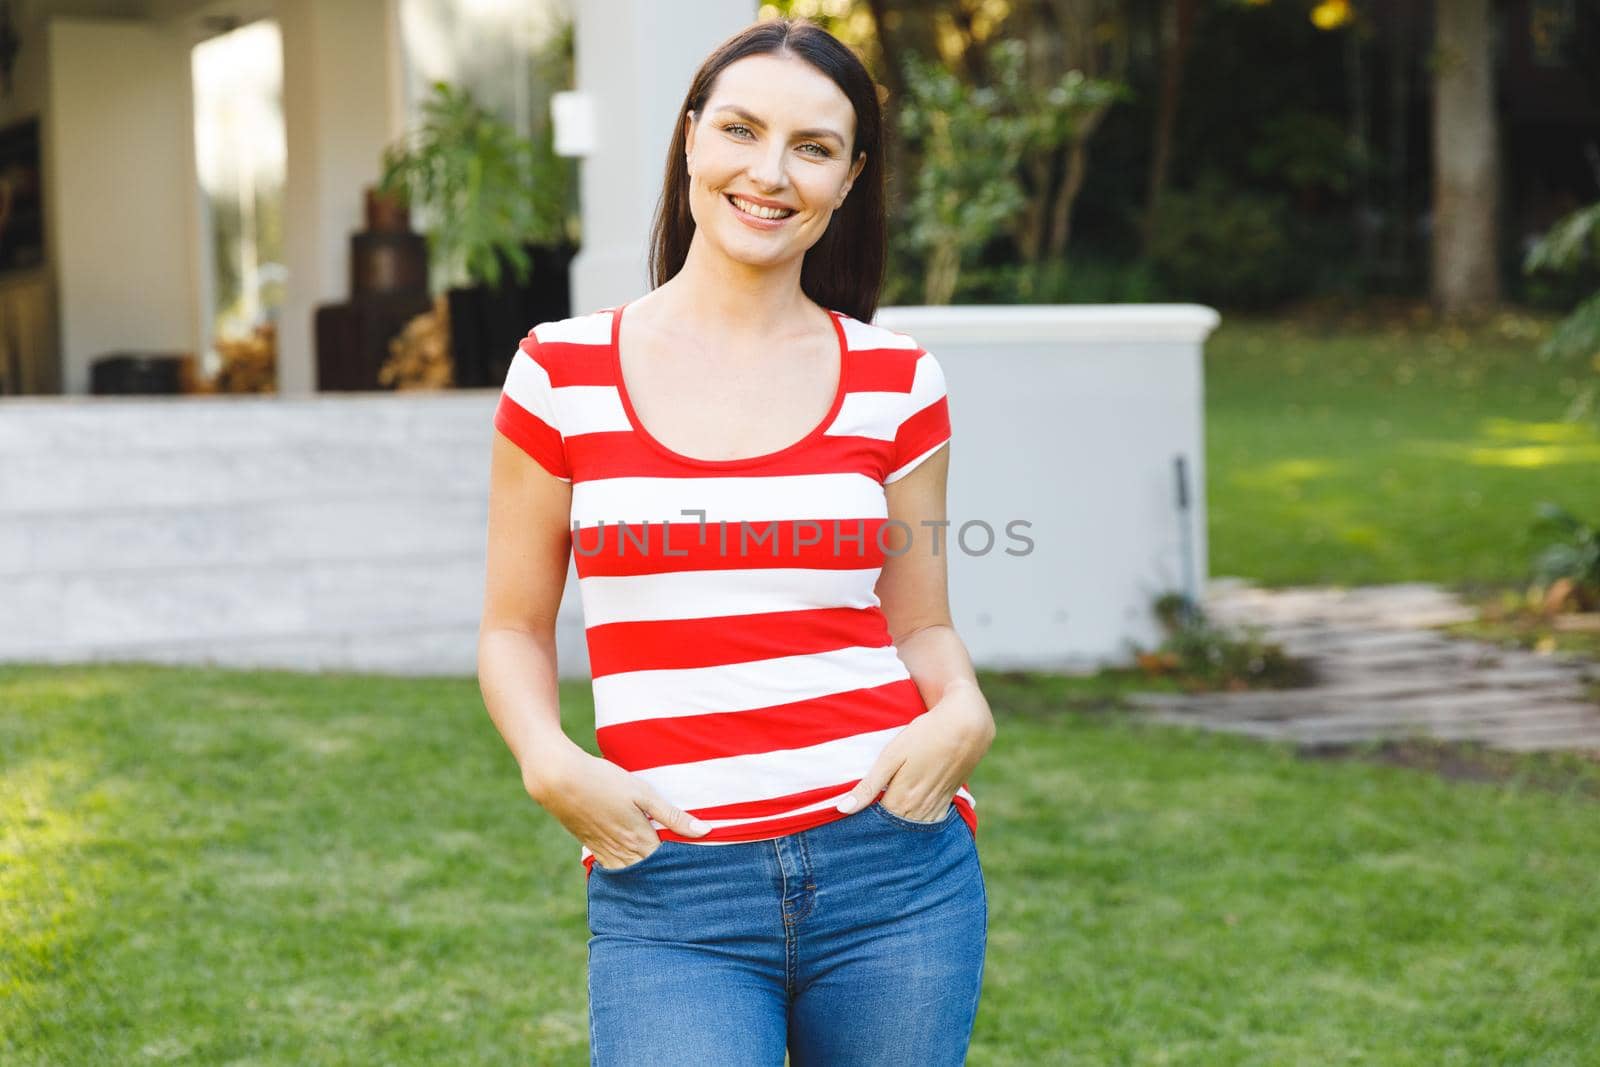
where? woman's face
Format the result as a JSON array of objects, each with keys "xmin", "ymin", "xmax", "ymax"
[{"xmin": 683, "ymin": 52, "xmax": 867, "ymax": 271}]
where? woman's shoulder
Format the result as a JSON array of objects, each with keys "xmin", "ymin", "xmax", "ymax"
[
  {"xmin": 832, "ymin": 309, "xmax": 928, "ymax": 359},
  {"xmin": 525, "ymin": 306, "xmax": 617, "ymax": 350}
]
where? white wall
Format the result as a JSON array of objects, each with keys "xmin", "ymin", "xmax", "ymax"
[
  {"xmin": 47, "ymin": 17, "xmax": 200, "ymax": 396},
  {"xmin": 0, "ymin": 304, "xmax": 1216, "ymax": 675},
  {"xmin": 275, "ymin": 0, "xmax": 404, "ymax": 394},
  {"xmin": 0, "ymin": 389, "xmax": 523, "ymax": 674},
  {"xmin": 568, "ymin": 0, "xmax": 756, "ymax": 312},
  {"xmin": 875, "ymin": 304, "xmax": 1218, "ymax": 670}
]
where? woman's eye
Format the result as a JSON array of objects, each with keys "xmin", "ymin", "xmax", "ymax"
[{"xmin": 723, "ymin": 124, "xmax": 829, "ymax": 157}]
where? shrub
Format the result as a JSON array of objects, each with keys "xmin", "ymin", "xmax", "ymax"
[
  {"xmin": 1144, "ymin": 172, "xmax": 1307, "ymax": 309},
  {"xmin": 1132, "ymin": 592, "xmax": 1315, "ymax": 692},
  {"xmin": 1530, "ymin": 502, "xmax": 1600, "ymax": 611}
]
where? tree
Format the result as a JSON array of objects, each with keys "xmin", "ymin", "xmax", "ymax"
[
  {"xmin": 1142, "ymin": 0, "xmax": 1198, "ymax": 257},
  {"xmin": 1429, "ymin": 0, "xmax": 1501, "ymax": 315},
  {"xmin": 1012, "ymin": 0, "xmax": 1132, "ymax": 263}
]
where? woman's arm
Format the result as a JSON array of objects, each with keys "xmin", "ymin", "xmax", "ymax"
[
  {"xmin": 477, "ymin": 430, "xmax": 587, "ymax": 797},
  {"xmin": 835, "ymin": 442, "xmax": 996, "ymax": 819},
  {"xmin": 478, "ymin": 429, "xmax": 713, "ymax": 865}
]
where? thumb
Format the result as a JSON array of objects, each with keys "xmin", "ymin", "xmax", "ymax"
[
  {"xmin": 637, "ymin": 794, "xmax": 714, "ymax": 837},
  {"xmin": 835, "ymin": 768, "xmax": 890, "ymax": 814}
]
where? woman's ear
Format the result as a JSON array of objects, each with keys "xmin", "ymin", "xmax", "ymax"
[
  {"xmin": 684, "ymin": 110, "xmax": 697, "ymax": 165},
  {"xmin": 837, "ymin": 151, "xmax": 867, "ymax": 208}
]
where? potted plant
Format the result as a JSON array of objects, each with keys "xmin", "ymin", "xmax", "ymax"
[{"xmin": 376, "ymin": 80, "xmax": 577, "ymax": 387}]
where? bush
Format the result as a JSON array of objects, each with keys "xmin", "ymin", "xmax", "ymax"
[
  {"xmin": 1131, "ymin": 592, "xmax": 1315, "ymax": 692},
  {"xmin": 1144, "ymin": 172, "xmax": 1308, "ymax": 309},
  {"xmin": 1530, "ymin": 502, "xmax": 1600, "ymax": 611},
  {"xmin": 953, "ymin": 255, "xmax": 1165, "ymax": 305}
]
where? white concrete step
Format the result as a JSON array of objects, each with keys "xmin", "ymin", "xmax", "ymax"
[
  {"xmin": 0, "ymin": 391, "xmax": 496, "ymax": 454},
  {"xmin": 0, "ymin": 494, "xmax": 490, "ymax": 575},
  {"xmin": 0, "ymin": 439, "xmax": 494, "ymax": 512}
]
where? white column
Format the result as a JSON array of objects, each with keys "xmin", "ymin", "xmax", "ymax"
[
  {"xmin": 47, "ymin": 18, "xmax": 198, "ymax": 395},
  {"xmin": 276, "ymin": 0, "xmax": 403, "ymax": 394},
  {"xmin": 568, "ymin": 0, "xmax": 757, "ymax": 314}
]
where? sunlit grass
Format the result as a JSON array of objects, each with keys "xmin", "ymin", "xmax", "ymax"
[
  {"xmin": 1206, "ymin": 312, "xmax": 1600, "ymax": 586},
  {"xmin": 1412, "ymin": 441, "xmax": 1600, "ymax": 469},
  {"xmin": 4, "ymin": 664, "xmax": 1599, "ymax": 1063}
]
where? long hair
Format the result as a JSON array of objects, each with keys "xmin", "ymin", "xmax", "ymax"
[{"xmin": 647, "ymin": 18, "xmax": 888, "ymax": 323}]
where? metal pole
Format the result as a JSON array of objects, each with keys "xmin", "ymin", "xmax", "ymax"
[{"xmin": 1174, "ymin": 454, "xmax": 1199, "ymax": 625}]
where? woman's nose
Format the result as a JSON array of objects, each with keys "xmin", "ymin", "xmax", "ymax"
[{"xmin": 747, "ymin": 144, "xmax": 789, "ymax": 191}]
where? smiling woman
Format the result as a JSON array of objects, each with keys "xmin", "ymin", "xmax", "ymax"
[
  {"xmin": 478, "ymin": 16, "xmax": 992, "ymax": 1067},
  {"xmin": 647, "ymin": 25, "xmax": 886, "ymax": 323}
]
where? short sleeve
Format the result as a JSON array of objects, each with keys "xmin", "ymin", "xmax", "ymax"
[
  {"xmin": 884, "ymin": 348, "xmax": 951, "ymax": 483},
  {"xmin": 493, "ymin": 328, "xmax": 571, "ymax": 481}
]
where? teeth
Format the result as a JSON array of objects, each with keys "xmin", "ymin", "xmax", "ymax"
[{"xmin": 730, "ymin": 195, "xmax": 794, "ymax": 220}]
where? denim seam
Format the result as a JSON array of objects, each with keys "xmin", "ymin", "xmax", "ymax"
[
  {"xmin": 790, "ymin": 831, "xmax": 817, "ymax": 924},
  {"xmin": 775, "ymin": 840, "xmax": 797, "ymax": 996},
  {"xmin": 588, "ymin": 940, "xmax": 599, "ymax": 1066}
]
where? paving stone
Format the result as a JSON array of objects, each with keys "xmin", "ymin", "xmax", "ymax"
[
  {"xmin": 1487, "ymin": 731, "xmax": 1600, "ymax": 752},
  {"xmin": 1129, "ymin": 580, "xmax": 1600, "ymax": 756},
  {"xmin": 1280, "ymin": 705, "xmax": 1600, "ymax": 743}
]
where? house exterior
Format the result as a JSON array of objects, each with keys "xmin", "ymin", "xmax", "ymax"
[
  {"xmin": 0, "ymin": 0, "xmax": 1217, "ymax": 676},
  {"xmin": 0, "ymin": 0, "xmax": 753, "ymax": 397}
]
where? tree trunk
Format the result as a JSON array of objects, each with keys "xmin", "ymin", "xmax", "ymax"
[
  {"xmin": 1051, "ymin": 127, "xmax": 1099, "ymax": 258},
  {"xmin": 1347, "ymin": 14, "xmax": 1374, "ymax": 273},
  {"xmin": 1140, "ymin": 0, "xmax": 1197, "ymax": 258},
  {"xmin": 1430, "ymin": 0, "xmax": 1501, "ymax": 316},
  {"xmin": 1385, "ymin": 0, "xmax": 1414, "ymax": 283},
  {"xmin": 864, "ymin": 0, "xmax": 940, "ymax": 225}
]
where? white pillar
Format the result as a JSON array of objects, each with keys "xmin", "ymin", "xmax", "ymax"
[
  {"xmin": 568, "ymin": 0, "xmax": 757, "ymax": 314},
  {"xmin": 47, "ymin": 18, "xmax": 197, "ymax": 395},
  {"xmin": 276, "ymin": 0, "xmax": 404, "ymax": 395}
]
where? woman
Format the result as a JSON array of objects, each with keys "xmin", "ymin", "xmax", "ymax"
[{"xmin": 479, "ymin": 17, "xmax": 995, "ymax": 1066}]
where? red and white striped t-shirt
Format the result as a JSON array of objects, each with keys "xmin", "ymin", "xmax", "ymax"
[{"xmin": 493, "ymin": 301, "xmax": 977, "ymax": 877}]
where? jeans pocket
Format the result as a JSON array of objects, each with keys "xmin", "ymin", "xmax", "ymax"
[
  {"xmin": 869, "ymin": 799, "xmax": 958, "ymax": 832},
  {"xmin": 591, "ymin": 837, "xmax": 671, "ymax": 875}
]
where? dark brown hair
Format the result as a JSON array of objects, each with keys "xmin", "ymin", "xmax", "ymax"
[{"xmin": 647, "ymin": 17, "xmax": 887, "ymax": 323}]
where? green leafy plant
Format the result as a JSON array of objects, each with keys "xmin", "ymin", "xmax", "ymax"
[
  {"xmin": 896, "ymin": 47, "xmax": 1030, "ymax": 306},
  {"xmin": 1144, "ymin": 171, "xmax": 1305, "ymax": 308},
  {"xmin": 1522, "ymin": 201, "xmax": 1600, "ymax": 420},
  {"xmin": 377, "ymin": 81, "xmax": 571, "ymax": 292},
  {"xmin": 954, "ymin": 256, "xmax": 1163, "ymax": 305},
  {"xmin": 895, "ymin": 39, "xmax": 1124, "ymax": 305},
  {"xmin": 1132, "ymin": 592, "xmax": 1314, "ymax": 692},
  {"xmin": 1530, "ymin": 501, "xmax": 1600, "ymax": 610},
  {"xmin": 1244, "ymin": 111, "xmax": 1365, "ymax": 202}
]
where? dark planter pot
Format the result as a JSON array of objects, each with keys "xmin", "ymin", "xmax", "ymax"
[{"xmin": 447, "ymin": 241, "xmax": 577, "ymax": 388}]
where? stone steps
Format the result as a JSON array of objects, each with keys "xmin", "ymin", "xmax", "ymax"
[
  {"xmin": 1124, "ymin": 580, "xmax": 1600, "ymax": 755},
  {"xmin": 0, "ymin": 390, "xmax": 592, "ymax": 676}
]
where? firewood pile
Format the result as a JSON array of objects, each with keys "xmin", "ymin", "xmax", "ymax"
[
  {"xmin": 379, "ymin": 293, "xmax": 454, "ymax": 390},
  {"xmin": 214, "ymin": 323, "xmax": 277, "ymax": 393}
]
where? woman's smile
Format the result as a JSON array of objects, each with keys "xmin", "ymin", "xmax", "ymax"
[{"xmin": 725, "ymin": 192, "xmax": 796, "ymax": 228}]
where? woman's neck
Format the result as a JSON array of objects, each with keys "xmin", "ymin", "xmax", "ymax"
[{"xmin": 651, "ymin": 232, "xmax": 819, "ymax": 337}]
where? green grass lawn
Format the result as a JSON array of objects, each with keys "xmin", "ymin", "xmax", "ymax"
[
  {"xmin": 5, "ymin": 664, "xmax": 1598, "ymax": 1064},
  {"xmin": 1205, "ymin": 309, "xmax": 1600, "ymax": 587}
]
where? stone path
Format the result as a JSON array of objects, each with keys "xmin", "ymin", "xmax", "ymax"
[{"xmin": 1124, "ymin": 580, "xmax": 1600, "ymax": 753}]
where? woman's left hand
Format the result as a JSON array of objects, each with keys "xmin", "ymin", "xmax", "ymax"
[{"xmin": 834, "ymin": 678, "xmax": 995, "ymax": 821}]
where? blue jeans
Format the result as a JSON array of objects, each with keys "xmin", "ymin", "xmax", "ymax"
[{"xmin": 585, "ymin": 799, "xmax": 988, "ymax": 1066}]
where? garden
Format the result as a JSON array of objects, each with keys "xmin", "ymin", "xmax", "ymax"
[{"xmin": 6, "ymin": 0, "xmax": 1600, "ymax": 1062}]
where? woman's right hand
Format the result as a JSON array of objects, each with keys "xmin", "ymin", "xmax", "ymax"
[{"xmin": 524, "ymin": 746, "xmax": 713, "ymax": 869}]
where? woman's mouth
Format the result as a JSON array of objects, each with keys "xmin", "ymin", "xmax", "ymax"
[{"xmin": 726, "ymin": 193, "xmax": 796, "ymax": 226}]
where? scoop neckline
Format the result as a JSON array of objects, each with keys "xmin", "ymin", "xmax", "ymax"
[{"xmin": 608, "ymin": 300, "xmax": 851, "ymax": 470}]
